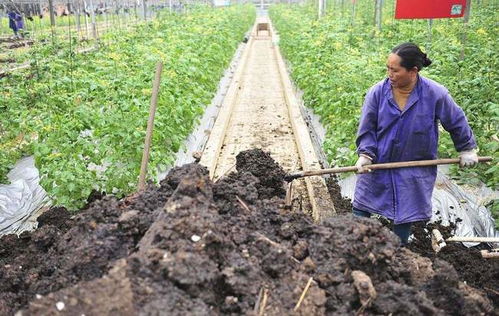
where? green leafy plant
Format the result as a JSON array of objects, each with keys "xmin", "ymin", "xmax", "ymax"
[{"xmin": 1, "ymin": 5, "xmax": 255, "ymax": 209}]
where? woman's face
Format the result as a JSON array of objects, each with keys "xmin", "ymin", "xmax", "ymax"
[{"xmin": 386, "ymin": 53, "xmax": 417, "ymax": 89}]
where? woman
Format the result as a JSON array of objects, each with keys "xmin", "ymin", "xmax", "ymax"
[
  {"xmin": 15, "ymin": 12, "xmax": 24, "ymax": 38},
  {"xmin": 8, "ymin": 11, "xmax": 19, "ymax": 38},
  {"xmin": 8, "ymin": 11, "xmax": 24, "ymax": 39},
  {"xmin": 353, "ymin": 42, "xmax": 478, "ymax": 245}
]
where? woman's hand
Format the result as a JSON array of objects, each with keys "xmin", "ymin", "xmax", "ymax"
[
  {"xmin": 356, "ymin": 154, "xmax": 373, "ymax": 173},
  {"xmin": 459, "ymin": 148, "xmax": 478, "ymax": 167}
]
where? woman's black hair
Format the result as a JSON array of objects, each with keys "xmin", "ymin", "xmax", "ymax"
[{"xmin": 391, "ymin": 42, "xmax": 432, "ymax": 71}]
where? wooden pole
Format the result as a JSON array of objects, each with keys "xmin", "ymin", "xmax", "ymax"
[
  {"xmin": 447, "ymin": 236, "xmax": 499, "ymax": 243},
  {"xmin": 134, "ymin": 1, "xmax": 138, "ymax": 22},
  {"xmin": 83, "ymin": 1, "xmax": 89, "ymax": 39},
  {"xmin": 426, "ymin": 18, "xmax": 433, "ymax": 54},
  {"xmin": 75, "ymin": 0, "xmax": 82, "ymax": 40},
  {"xmin": 460, "ymin": 0, "xmax": 472, "ymax": 60},
  {"xmin": 138, "ymin": 62, "xmax": 163, "ymax": 191},
  {"xmin": 286, "ymin": 157, "xmax": 493, "ymax": 181},
  {"xmin": 48, "ymin": 0, "xmax": 56, "ymax": 44},
  {"xmin": 375, "ymin": 0, "xmax": 382, "ymax": 32},
  {"xmin": 88, "ymin": 0, "xmax": 97, "ymax": 40},
  {"xmin": 351, "ymin": 0, "xmax": 356, "ymax": 26},
  {"xmin": 48, "ymin": 0, "xmax": 56, "ymax": 26},
  {"xmin": 104, "ymin": 1, "xmax": 109, "ymax": 29}
]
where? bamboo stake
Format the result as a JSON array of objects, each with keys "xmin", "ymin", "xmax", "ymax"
[
  {"xmin": 294, "ymin": 277, "xmax": 313, "ymax": 311},
  {"xmin": 138, "ymin": 61, "xmax": 163, "ymax": 191}
]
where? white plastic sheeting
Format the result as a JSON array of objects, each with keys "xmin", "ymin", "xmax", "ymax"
[
  {"xmin": 339, "ymin": 167, "xmax": 499, "ymax": 246},
  {"xmin": 0, "ymin": 156, "xmax": 50, "ymax": 236}
]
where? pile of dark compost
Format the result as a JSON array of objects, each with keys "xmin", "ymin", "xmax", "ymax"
[
  {"xmin": 0, "ymin": 149, "xmax": 496, "ymax": 315},
  {"xmin": 408, "ymin": 222, "xmax": 499, "ymax": 306}
]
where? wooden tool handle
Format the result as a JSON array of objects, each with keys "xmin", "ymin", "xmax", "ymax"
[
  {"xmin": 481, "ymin": 250, "xmax": 499, "ymax": 259},
  {"xmin": 447, "ymin": 236, "xmax": 499, "ymax": 243},
  {"xmin": 285, "ymin": 157, "xmax": 492, "ymax": 181}
]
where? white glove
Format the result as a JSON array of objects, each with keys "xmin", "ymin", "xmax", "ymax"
[
  {"xmin": 355, "ymin": 154, "xmax": 373, "ymax": 173},
  {"xmin": 459, "ymin": 148, "xmax": 478, "ymax": 168}
]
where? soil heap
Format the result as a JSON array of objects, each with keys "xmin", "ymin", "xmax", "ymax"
[{"xmin": 0, "ymin": 149, "xmax": 496, "ymax": 315}]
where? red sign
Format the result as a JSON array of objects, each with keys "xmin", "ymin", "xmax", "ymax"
[{"xmin": 395, "ymin": 0, "xmax": 467, "ymax": 19}]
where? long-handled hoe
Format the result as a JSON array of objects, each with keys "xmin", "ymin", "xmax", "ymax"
[
  {"xmin": 284, "ymin": 157, "xmax": 497, "ymax": 256},
  {"xmin": 284, "ymin": 157, "xmax": 492, "ymax": 182},
  {"xmin": 283, "ymin": 157, "xmax": 491, "ymax": 208}
]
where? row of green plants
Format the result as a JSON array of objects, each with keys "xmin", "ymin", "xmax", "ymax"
[
  {"xmin": 1, "ymin": 11, "xmax": 143, "ymax": 68},
  {"xmin": 270, "ymin": 1, "xmax": 498, "ymax": 191},
  {"xmin": 0, "ymin": 11, "xmax": 123, "ymax": 36},
  {"xmin": 1, "ymin": 4, "xmax": 255, "ymax": 208}
]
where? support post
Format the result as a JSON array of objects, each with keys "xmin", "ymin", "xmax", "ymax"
[
  {"xmin": 48, "ymin": 0, "xmax": 56, "ymax": 26},
  {"xmin": 48, "ymin": 0, "xmax": 56, "ymax": 44},
  {"xmin": 375, "ymin": 0, "xmax": 382, "ymax": 32},
  {"xmin": 75, "ymin": 0, "xmax": 82, "ymax": 40},
  {"xmin": 83, "ymin": 1, "xmax": 89, "ymax": 39},
  {"xmin": 138, "ymin": 62, "xmax": 164, "ymax": 191},
  {"xmin": 426, "ymin": 18, "xmax": 433, "ymax": 54},
  {"xmin": 351, "ymin": 0, "xmax": 356, "ymax": 26},
  {"xmin": 318, "ymin": 0, "xmax": 324, "ymax": 18},
  {"xmin": 460, "ymin": 0, "xmax": 471, "ymax": 60},
  {"xmin": 88, "ymin": 0, "xmax": 97, "ymax": 40}
]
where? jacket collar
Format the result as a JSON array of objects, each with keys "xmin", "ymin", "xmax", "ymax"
[{"xmin": 384, "ymin": 76, "xmax": 421, "ymax": 113}]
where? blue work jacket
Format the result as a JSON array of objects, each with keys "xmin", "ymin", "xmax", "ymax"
[
  {"xmin": 8, "ymin": 12, "xmax": 18, "ymax": 31},
  {"xmin": 353, "ymin": 75, "xmax": 476, "ymax": 224}
]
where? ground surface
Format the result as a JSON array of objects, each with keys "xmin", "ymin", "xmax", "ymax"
[
  {"xmin": 210, "ymin": 19, "xmax": 313, "ymax": 215},
  {"xmin": 0, "ymin": 149, "xmax": 496, "ymax": 315}
]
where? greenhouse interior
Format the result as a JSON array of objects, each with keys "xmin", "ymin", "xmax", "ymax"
[{"xmin": 0, "ymin": 0, "xmax": 497, "ymax": 314}]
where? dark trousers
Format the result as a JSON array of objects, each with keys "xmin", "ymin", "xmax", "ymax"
[{"xmin": 353, "ymin": 208, "xmax": 412, "ymax": 245}]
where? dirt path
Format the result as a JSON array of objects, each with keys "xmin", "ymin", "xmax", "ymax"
[
  {"xmin": 215, "ymin": 39, "xmax": 300, "ymax": 177},
  {"xmin": 201, "ymin": 17, "xmax": 337, "ymax": 217},
  {"xmin": 214, "ymin": 25, "xmax": 311, "ymax": 212},
  {"xmin": 214, "ymin": 30, "xmax": 300, "ymax": 178}
]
